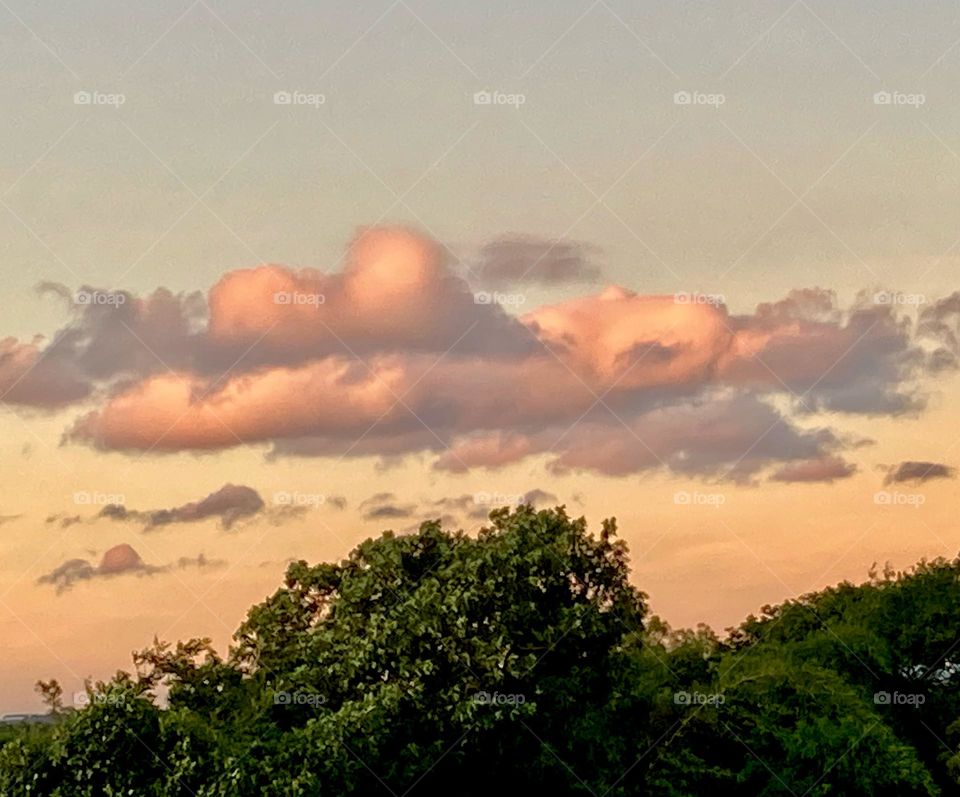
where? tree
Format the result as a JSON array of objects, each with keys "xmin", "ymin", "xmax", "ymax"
[{"xmin": 2, "ymin": 509, "xmax": 959, "ymax": 796}]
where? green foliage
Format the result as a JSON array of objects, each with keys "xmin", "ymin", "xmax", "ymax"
[{"xmin": 2, "ymin": 507, "xmax": 960, "ymax": 795}]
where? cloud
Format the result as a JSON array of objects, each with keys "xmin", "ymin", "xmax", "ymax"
[
  {"xmin": 882, "ymin": 461, "xmax": 956, "ymax": 485},
  {"xmin": 521, "ymin": 488, "xmax": 559, "ymax": 506},
  {"xmin": 0, "ymin": 336, "xmax": 90, "ymax": 408},
  {"xmin": 769, "ymin": 455, "xmax": 857, "ymax": 483},
  {"xmin": 430, "ymin": 489, "xmax": 558, "ymax": 520},
  {"xmin": 37, "ymin": 544, "xmax": 222, "ymax": 594},
  {"xmin": 98, "ymin": 484, "xmax": 265, "ymax": 530},
  {"xmin": 434, "ymin": 392, "xmax": 855, "ymax": 484},
  {"xmin": 471, "ymin": 235, "xmax": 602, "ymax": 286},
  {"xmin": 429, "ymin": 494, "xmax": 487, "ymax": 519},
  {"xmin": 2, "ymin": 227, "xmax": 953, "ymax": 486},
  {"xmin": 45, "ymin": 514, "xmax": 83, "ymax": 529},
  {"xmin": 204, "ymin": 227, "xmax": 533, "ymax": 362},
  {"xmin": 359, "ymin": 492, "xmax": 416, "ymax": 521},
  {"xmin": 717, "ymin": 289, "xmax": 928, "ymax": 415}
]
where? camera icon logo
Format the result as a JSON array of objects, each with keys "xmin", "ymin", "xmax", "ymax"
[
  {"xmin": 274, "ymin": 91, "xmax": 292, "ymax": 105},
  {"xmin": 473, "ymin": 91, "xmax": 492, "ymax": 106},
  {"xmin": 674, "ymin": 91, "xmax": 692, "ymax": 105},
  {"xmin": 873, "ymin": 91, "xmax": 892, "ymax": 105}
]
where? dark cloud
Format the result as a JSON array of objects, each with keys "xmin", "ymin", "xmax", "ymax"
[
  {"xmin": 38, "ymin": 558, "xmax": 98, "ymax": 593},
  {"xmin": 37, "ymin": 544, "xmax": 223, "ymax": 594},
  {"xmin": 722, "ymin": 289, "xmax": 928, "ymax": 415},
  {"xmin": 472, "ymin": 235, "xmax": 602, "ymax": 286},
  {"xmin": 429, "ymin": 489, "xmax": 560, "ymax": 522},
  {"xmin": 769, "ymin": 455, "xmax": 857, "ymax": 484},
  {"xmin": 883, "ymin": 461, "xmax": 956, "ymax": 486},
  {"xmin": 99, "ymin": 484, "xmax": 265, "ymax": 530},
  {"xmin": 364, "ymin": 505, "xmax": 416, "ymax": 520},
  {"xmin": 45, "ymin": 514, "xmax": 83, "ymax": 529},
  {"xmin": 521, "ymin": 488, "xmax": 559, "ymax": 507},
  {"xmin": 429, "ymin": 494, "xmax": 489, "ymax": 520},
  {"xmin": 326, "ymin": 495, "xmax": 348, "ymax": 510},
  {"xmin": 433, "ymin": 392, "xmax": 857, "ymax": 484},
  {"xmin": 360, "ymin": 492, "xmax": 416, "ymax": 521}
]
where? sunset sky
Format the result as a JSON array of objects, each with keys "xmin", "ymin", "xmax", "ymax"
[{"xmin": 2, "ymin": 0, "xmax": 960, "ymax": 711}]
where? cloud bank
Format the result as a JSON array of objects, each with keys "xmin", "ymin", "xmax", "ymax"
[{"xmin": 5, "ymin": 227, "xmax": 957, "ymax": 485}]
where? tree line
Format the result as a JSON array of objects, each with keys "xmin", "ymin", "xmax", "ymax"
[{"xmin": 2, "ymin": 506, "xmax": 958, "ymax": 795}]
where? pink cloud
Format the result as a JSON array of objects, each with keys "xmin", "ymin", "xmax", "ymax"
[{"xmin": 0, "ymin": 227, "xmax": 949, "ymax": 484}]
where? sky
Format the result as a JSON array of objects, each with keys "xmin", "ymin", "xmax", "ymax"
[{"xmin": 1, "ymin": 0, "xmax": 960, "ymax": 711}]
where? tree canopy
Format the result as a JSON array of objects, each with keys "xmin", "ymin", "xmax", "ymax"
[{"xmin": 2, "ymin": 506, "xmax": 959, "ymax": 795}]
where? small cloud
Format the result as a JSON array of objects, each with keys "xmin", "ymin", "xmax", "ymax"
[
  {"xmin": 882, "ymin": 461, "xmax": 956, "ymax": 486},
  {"xmin": 326, "ymin": 495, "xmax": 348, "ymax": 510},
  {"xmin": 45, "ymin": 514, "xmax": 83, "ymax": 529},
  {"xmin": 99, "ymin": 484, "xmax": 266, "ymax": 531},
  {"xmin": 430, "ymin": 494, "xmax": 481, "ymax": 517},
  {"xmin": 365, "ymin": 505, "xmax": 415, "ymax": 520},
  {"xmin": 473, "ymin": 235, "xmax": 602, "ymax": 287},
  {"xmin": 430, "ymin": 489, "xmax": 560, "ymax": 522},
  {"xmin": 37, "ymin": 543, "xmax": 223, "ymax": 594},
  {"xmin": 359, "ymin": 492, "xmax": 416, "ymax": 521},
  {"xmin": 521, "ymin": 488, "xmax": 559, "ymax": 506},
  {"xmin": 769, "ymin": 456, "xmax": 857, "ymax": 484}
]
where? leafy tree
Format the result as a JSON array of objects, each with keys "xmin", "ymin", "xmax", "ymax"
[{"xmin": 2, "ymin": 508, "xmax": 959, "ymax": 796}]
